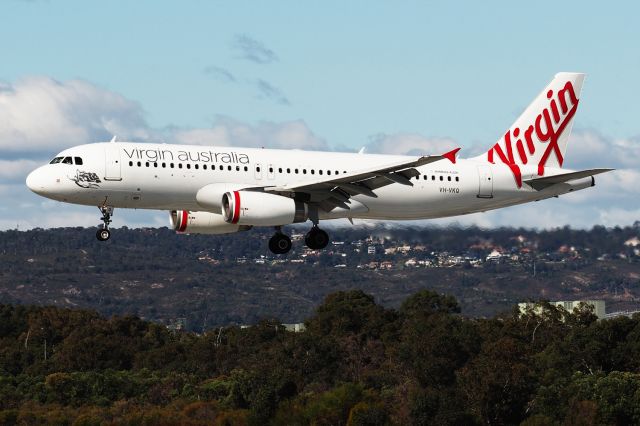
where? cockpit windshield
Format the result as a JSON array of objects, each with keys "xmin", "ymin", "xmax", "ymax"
[{"xmin": 49, "ymin": 156, "xmax": 83, "ymax": 165}]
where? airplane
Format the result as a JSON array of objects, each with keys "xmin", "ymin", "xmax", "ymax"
[{"xmin": 26, "ymin": 72, "xmax": 613, "ymax": 254}]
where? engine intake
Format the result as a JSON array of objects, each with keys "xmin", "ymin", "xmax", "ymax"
[{"xmin": 222, "ymin": 191, "xmax": 308, "ymax": 226}]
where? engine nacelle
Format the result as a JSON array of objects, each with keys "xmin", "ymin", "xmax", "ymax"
[
  {"xmin": 222, "ymin": 191, "xmax": 308, "ymax": 226},
  {"xmin": 170, "ymin": 210, "xmax": 251, "ymax": 235},
  {"xmin": 196, "ymin": 183, "xmax": 254, "ymax": 211}
]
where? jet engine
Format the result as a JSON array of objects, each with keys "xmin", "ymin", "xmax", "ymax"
[
  {"xmin": 222, "ymin": 191, "xmax": 308, "ymax": 226},
  {"xmin": 170, "ymin": 210, "xmax": 251, "ymax": 234}
]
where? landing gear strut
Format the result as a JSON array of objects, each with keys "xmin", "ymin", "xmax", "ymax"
[
  {"xmin": 96, "ymin": 206, "xmax": 113, "ymax": 242},
  {"xmin": 305, "ymin": 225, "xmax": 329, "ymax": 250},
  {"xmin": 269, "ymin": 227, "xmax": 292, "ymax": 254}
]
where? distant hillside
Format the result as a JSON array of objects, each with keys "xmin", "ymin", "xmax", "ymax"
[{"xmin": 1, "ymin": 225, "xmax": 639, "ymax": 330}]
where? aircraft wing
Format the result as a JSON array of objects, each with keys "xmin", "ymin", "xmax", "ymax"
[
  {"xmin": 262, "ymin": 148, "xmax": 460, "ymax": 211},
  {"xmin": 524, "ymin": 168, "xmax": 614, "ymax": 190}
]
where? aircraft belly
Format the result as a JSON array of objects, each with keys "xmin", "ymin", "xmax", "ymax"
[{"xmin": 353, "ymin": 178, "xmax": 484, "ymax": 219}]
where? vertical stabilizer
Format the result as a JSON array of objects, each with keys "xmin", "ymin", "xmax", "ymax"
[{"xmin": 473, "ymin": 73, "xmax": 585, "ymax": 187}]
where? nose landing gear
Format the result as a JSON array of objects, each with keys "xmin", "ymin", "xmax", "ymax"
[{"xmin": 96, "ymin": 206, "xmax": 114, "ymax": 242}]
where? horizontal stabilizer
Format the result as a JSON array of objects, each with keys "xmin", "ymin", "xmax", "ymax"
[{"xmin": 524, "ymin": 168, "xmax": 614, "ymax": 190}]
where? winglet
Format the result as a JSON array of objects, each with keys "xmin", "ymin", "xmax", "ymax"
[
  {"xmin": 443, "ymin": 148, "xmax": 461, "ymax": 164},
  {"xmin": 110, "ymin": 135, "xmax": 117, "ymax": 143}
]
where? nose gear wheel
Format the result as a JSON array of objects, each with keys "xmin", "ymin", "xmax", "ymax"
[{"xmin": 96, "ymin": 206, "xmax": 114, "ymax": 242}]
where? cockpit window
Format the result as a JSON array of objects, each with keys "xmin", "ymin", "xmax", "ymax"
[
  {"xmin": 74, "ymin": 157, "xmax": 83, "ymax": 165},
  {"xmin": 49, "ymin": 157, "xmax": 63, "ymax": 164},
  {"xmin": 62, "ymin": 157, "xmax": 73, "ymax": 164}
]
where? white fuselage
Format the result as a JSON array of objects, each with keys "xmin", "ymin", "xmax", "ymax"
[{"xmin": 26, "ymin": 141, "xmax": 592, "ymax": 223}]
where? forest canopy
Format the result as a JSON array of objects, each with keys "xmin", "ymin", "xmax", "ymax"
[{"xmin": 1, "ymin": 290, "xmax": 640, "ymax": 425}]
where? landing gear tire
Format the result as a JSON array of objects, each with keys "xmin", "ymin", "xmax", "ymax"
[
  {"xmin": 96, "ymin": 228, "xmax": 111, "ymax": 241},
  {"xmin": 305, "ymin": 226, "xmax": 329, "ymax": 250},
  {"xmin": 269, "ymin": 233, "xmax": 292, "ymax": 254},
  {"xmin": 96, "ymin": 206, "xmax": 114, "ymax": 242}
]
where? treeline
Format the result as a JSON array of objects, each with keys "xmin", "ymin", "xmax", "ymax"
[
  {"xmin": 2, "ymin": 223, "xmax": 639, "ymax": 265},
  {"xmin": 1, "ymin": 291, "xmax": 640, "ymax": 425}
]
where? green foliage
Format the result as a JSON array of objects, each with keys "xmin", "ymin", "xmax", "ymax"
[
  {"xmin": 400, "ymin": 289, "xmax": 461, "ymax": 317},
  {"xmin": 347, "ymin": 401, "xmax": 389, "ymax": 425},
  {"xmin": 0, "ymin": 288, "xmax": 639, "ymax": 424}
]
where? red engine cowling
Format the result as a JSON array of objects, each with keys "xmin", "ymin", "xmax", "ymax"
[
  {"xmin": 222, "ymin": 191, "xmax": 308, "ymax": 226},
  {"xmin": 170, "ymin": 210, "xmax": 251, "ymax": 234}
]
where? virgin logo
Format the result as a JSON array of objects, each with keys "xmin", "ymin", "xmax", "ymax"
[{"xmin": 487, "ymin": 81, "xmax": 579, "ymax": 187}]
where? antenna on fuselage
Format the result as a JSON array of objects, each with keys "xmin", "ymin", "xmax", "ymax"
[{"xmin": 110, "ymin": 135, "xmax": 117, "ymax": 143}]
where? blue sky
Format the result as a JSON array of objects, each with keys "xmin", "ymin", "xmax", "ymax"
[{"xmin": 0, "ymin": 1, "xmax": 638, "ymax": 230}]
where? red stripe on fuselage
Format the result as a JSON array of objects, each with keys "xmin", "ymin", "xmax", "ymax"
[{"xmin": 232, "ymin": 191, "xmax": 240, "ymax": 224}]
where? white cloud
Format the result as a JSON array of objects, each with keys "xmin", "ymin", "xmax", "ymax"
[
  {"xmin": 565, "ymin": 129, "xmax": 640, "ymax": 170},
  {"xmin": 0, "ymin": 76, "xmax": 150, "ymax": 152},
  {"xmin": 0, "ymin": 159, "xmax": 43, "ymax": 182},
  {"xmin": 0, "ymin": 192, "xmax": 167, "ymax": 230},
  {"xmin": 366, "ymin": 132, "xmax": 457, "ymax": 156},
  {"xmin": 171, "ymin": 117, "xmax": 328, "ymax": 151},
  {"xmin": 598, "ymin": 207, "xmax": 640, "ymax": 228}
]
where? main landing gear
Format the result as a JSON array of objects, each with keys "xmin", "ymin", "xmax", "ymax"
[
  {"xmin": 305, "ymin": 226, "xmax": 329, "ymax": 250},
  {"xmin": 96, "ymin": 206, "xmax": 114, "ymax": 242},
  {"xmin": 269, "ymin": 227, "xmax": 292, "ymax": 254},
  {"xmin": 268, "ymin": 224, "xmax": 330, "ymax": 254}
]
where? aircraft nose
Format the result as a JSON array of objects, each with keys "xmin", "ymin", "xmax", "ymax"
[{"xmin": 26, "ymin": 168, "xmax": 46, "ymax": 195}]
